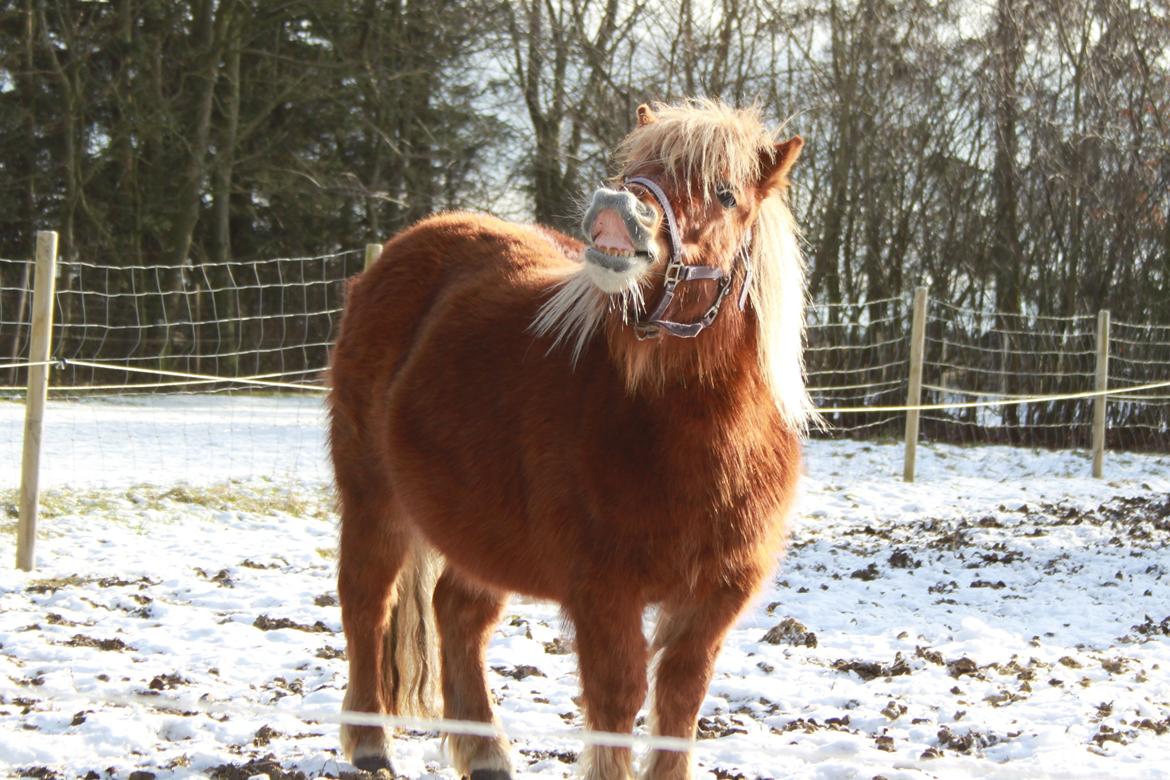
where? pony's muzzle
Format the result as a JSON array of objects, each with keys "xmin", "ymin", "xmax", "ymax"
[
  {"xmin": 583, "ymin": 188, "xmax": 656, "ymax": 260},
  {"xmin": 578, "ymin": 187, "xmax": 657, "ymax": 294}
]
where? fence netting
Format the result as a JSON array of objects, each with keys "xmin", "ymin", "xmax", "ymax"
[
  {"xmin": 919, "ymin": 301, "xmax": 1099, "ymax": 448},
  {"xmin": 1109, "ymin": 320, "xmax": 1170, "ymax": 451},
  {"xmin": 2, "ymin": 252, "xmax": 363, "ymax": 393},
  {"xmin": 805, "ymin": 296, "xmax": 910, "ymax": 439}
]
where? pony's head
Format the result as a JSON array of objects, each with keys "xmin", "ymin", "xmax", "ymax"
[{"xmin": 533, "ymin": 99, "xmax": 814, "ymax": 431}]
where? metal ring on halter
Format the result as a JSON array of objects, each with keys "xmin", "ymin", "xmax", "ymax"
[{"xmin": 622, "ymin": 176, "xmax": 755, "ymax": 339}]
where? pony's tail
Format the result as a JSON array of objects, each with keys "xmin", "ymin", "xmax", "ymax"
[{"xmin": 379, "ymin": 538, "xmax": 443, "ymax": 718}]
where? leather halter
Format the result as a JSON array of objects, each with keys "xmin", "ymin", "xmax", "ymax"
[{"xmin": 623, "ymin": 176, "xmax": 753, "ymax": 339}]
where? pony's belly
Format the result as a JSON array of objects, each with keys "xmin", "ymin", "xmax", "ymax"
[
  {"xmin": 408, "ymin": 497, "xmax": 566, "ymax": 600},
  {"xmin": 383, "ymin": 375, "xmax": 575, "ymax": 602}
]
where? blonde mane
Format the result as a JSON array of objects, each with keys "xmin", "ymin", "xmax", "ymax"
[
  {"xmin": 748, "ymin": 193, "xmax": 818, "ymax": 433},
  {"xmin": 536, "ymin": 99, "xmax": 817, "ymax": 433}
]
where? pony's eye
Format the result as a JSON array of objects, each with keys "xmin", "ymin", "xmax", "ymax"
[{"xmin": 716, "ymin": 187, "xmax": 737, "ymax": 209}]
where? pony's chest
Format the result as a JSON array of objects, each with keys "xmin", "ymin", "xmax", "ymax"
[{"xmin": 579, "ymin": 412, "xmax": 790, "ymax": 560}]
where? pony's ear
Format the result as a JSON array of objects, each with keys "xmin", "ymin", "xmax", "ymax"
[
  {"xmin": 759, "ymin": 136, "xmax": 804, "ymax": 193},
  {"xmin": 636, "ymin": 103, "xmax": 657, "ymax": 127}
]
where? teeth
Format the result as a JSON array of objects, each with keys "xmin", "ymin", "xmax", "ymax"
[{"xmin": 596, "ymin": 245, "xmax": 635, "ymax": 257}]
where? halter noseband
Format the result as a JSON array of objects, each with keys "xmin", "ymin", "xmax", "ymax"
[{"xmin": 623, "ymin": 176, "xmax": 753, "ymax": 340}]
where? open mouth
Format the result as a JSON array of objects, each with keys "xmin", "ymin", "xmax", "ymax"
[{"xmin": 584, "ymin": 246, "xmax": 651, "ymax": 273}]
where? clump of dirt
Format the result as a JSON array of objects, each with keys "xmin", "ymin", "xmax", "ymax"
[
  {"xmin": 947, "ymin": 657, "xmax": 980, "ymax": 678},
  {"xmin": 696, "ymin": 715, "xmax": 749, "ymax": 739},
  {"xmin": 316, "ymin": 645, "xmax": 345, "ymax": 660},
  {"xmin": 711, "ymin": 769, "xmax": 747, "ymax": 780},
  {"xmin": 8, "ymin": 696, "xmax": 38, "ymax": 713},
  {"xmin": 1092, "ymin": 724, "xmax": 1138, "ymax": 747},
  {"xmin": 983, "ymin": 688, "xmax": 1026, "ymax": 707},
  {"xmin": 209, "ymin": 754, "xmax": 306, "ymax": 780},
  {"xmin": 519, "ymin": 747, "xmax": 577, "ymax": 764},
  {"xmin": 265, "ymin": 677, "xmax": 304, "ymax": 696},
  {"xmin": 936, "ymin": 725, "xmax": 1012, "ymax": 754},
  {"xmin": 253, "ymin": 724, "xmax": 282, "ymax": 746},
  {"xmin": 1131, "ymin": 615, "xmax": 1170, "ymax": 639},
  {"xmin": 976, "ymin": 551, "xmax": 1023, "ymax": 565},
  {"xmin": 880, "ymin": 699, "xmax": 908, "ymax": 720},
  {"xmin": 252, "ymin": 615, "xmax": 331, "ymax": 633},
  {"xmin": 775, "ymin": 715, "xmax": 853, "ymax": 735},
  {"xmin": 915, "ymin": 646, "xmax": 945, "ymax": 665},
  {"xmin": 64, "ymin": 634, "xmax": 132, "ymax": 652},
  {"xmin": 97, "ymin": 576, "xmax": 156, "ymax": 589},
  {"xmin": 850, "ymin": 563, "xmax": 881, "ymax": 581},
  {"xmin": 1136, "ymin": 717, "xmax": 1170, "ymax": 735},
  {"xmin": 761, "ymin": 617, "xmax": 818, "ymax": 648},
  {"xmin": 492, "ymin": 664, "xmax": 544, "ymax": 680},
  {"xmin": 195, "ymin": 568, "xmax": 235, "ymax": 588},
  {"xmin": 832, "ymin": 653, "xmax": 911, "ymax": 681},
  {"xmin": 148, "ymin": 673, "xmax": 188, "ymax": 690},
  {"xmin": 888, "ymin": 549, "xmax": 921, "ymax": 569},
  {"xmin": 543, "ymin": 637, "xmax": 573, "ymax": 655},
  {"xmin": 240, "ymin": 559, "xmax": 283, "ymax": 570},
  {"xmin": 26, "ymin": 575, "xmax": 88, "ymax": 594}
]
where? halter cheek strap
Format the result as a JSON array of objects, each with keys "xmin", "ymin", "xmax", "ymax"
[{"xmin": 623, "ymin": 176, "xmax": 753, "ymax": 340}]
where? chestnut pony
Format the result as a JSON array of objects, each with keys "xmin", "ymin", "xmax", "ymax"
[{"xmin": 328, "ymin": 99, "xmax": 813, "ymax": 780}]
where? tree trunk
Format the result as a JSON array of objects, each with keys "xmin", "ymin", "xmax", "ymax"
[
  {"xmin": 990, "ymin": 0, "xmax": 1024, "ymax": 432},
  {"xmin": 167, "ymin": 0, "xmax": 234, "ymax": 272}
]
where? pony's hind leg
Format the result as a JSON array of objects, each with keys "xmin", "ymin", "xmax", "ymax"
[
  {"xmin": 335, "ymin": 431, "xmax": 410, "ymax": 771},
  {"xmin": 640, "ymin": 587, "xmax": 754, "ymax": 780},
  {"xmin": 432, "ymin": 566, "xmax": 513, "ymax": 779}
]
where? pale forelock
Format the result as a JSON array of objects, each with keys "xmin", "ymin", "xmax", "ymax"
[{"xmin": 614, "ymin": 99, "xmax": 776, "ymax": 201}]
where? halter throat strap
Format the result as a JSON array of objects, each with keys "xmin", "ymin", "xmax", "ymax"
[{"xmin": 623, "ymin": 176, "xmax": 752, "ymax": 340}]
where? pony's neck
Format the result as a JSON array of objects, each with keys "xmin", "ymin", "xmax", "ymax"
[{"xmin": 606, "ymin": 306, "xmax": 768, "ymax": 409}]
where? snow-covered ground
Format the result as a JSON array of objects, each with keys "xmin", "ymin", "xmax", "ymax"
[{"xmin": 1, "ymin": 396, "xmax": 1169, "ymax": 779}]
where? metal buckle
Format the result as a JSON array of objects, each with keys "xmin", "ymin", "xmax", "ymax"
[{"xmin": 663, "ymin": 262, "xmax": 683, "ymax": 286}]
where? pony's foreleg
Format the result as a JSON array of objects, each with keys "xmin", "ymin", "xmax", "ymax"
[
  {"xmin": 335, "ymin": 448, "xmax": 410, "ymax": 771},
  {"xmin": 639, "ymin": 587, "xmax": 754, "ymax": 780},
  {"xmin": 433, "ymin": 567, "xmax": 513, "ymax": 779},
  {"xmin": 573, "ymin": 599, "xmax": 649, "ymax": 780}
]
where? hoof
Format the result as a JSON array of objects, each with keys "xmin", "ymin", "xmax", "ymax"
[
  {"xmin": 352, "ymin": 754, "xmax": 395, "ymax": 774},
  {"xmin": 469, "ymin": 771, "xmax": 513, "ymax": 780}
]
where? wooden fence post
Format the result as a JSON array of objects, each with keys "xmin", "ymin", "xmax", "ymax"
[
  {"xmin": 364, "ymin": 242, "xmax": 382, "ymax": 272},
  {"xmin": 1092, "ymin": 309, "xmax": 1110, "ymax": 479},
  {"xmin": 903, "ymin": 286, "xmax": 929, "ymax": 483},
  {"xmin": 17, "ymin": 231, "xmax": 59, "ymax": 572}
]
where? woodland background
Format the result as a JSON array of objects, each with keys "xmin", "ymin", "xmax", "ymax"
[{"xmin": 1, "ymin": 1, "xmax": 1169, "ymax": 365}]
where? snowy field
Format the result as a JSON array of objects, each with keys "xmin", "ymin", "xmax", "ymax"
[{"xmin": 1, "ymin": 395, "xmax": 1169, "ymax": 779}]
